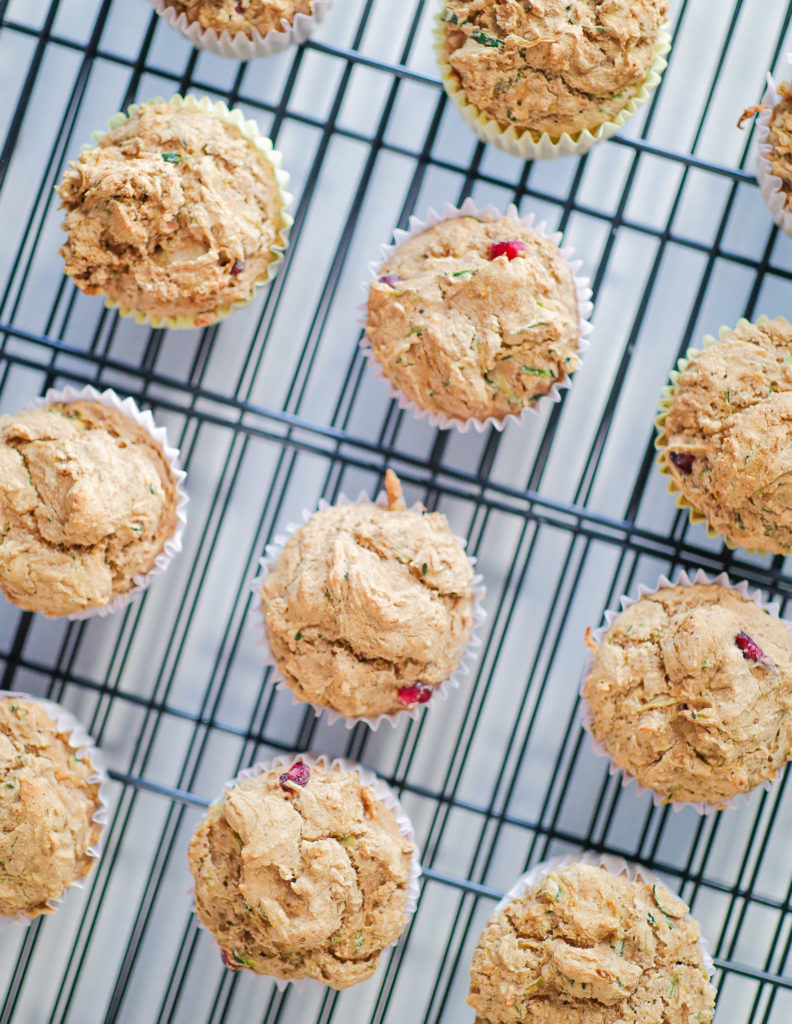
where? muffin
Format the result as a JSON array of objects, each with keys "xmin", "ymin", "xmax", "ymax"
[
  {"xmin": 754, "ymin": 70, "xmax": 792, "ymax": 238},
  {"xmin": 468, "ymin": 861, "xmax": 715, "ymax": 1023},
  {"xmin": 56, "ymin": 97, "xmax": 291, "ymax": 328},
  {"xmin": 0, "ymin": 399, "xmax": 181, "ymax": 617},
  {"xmin": 365, "ymin": 215, "xmax": 584, "ymax": 426},
  {"xmin": 159, "ymin": 0, "xmax": 314, "ymax": 38},
  {"xmin": 188, "ymin": 758, "xmax": 416, "ymax": 989},
  {"xmin": 583, "ymin": 582, "xmax": 792, "ymax": 807},
  {"xmin": 256, "ymin": 471, "xmax": 476, "ymax": 720},
  {"xmin": 438, "ymin": 0, "xmax": 670, "ymax": 156},
  {"xmin": 0, "ymin": 696, "xmax": 104, "ymax": 919},
  {"xmin": 656, "ymin": 316, "xmax": 792, "ymax": 553}
]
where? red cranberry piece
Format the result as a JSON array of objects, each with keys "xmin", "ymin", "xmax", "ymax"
[
  {"xmin": 279, "ymin": 762, "xmax": 310, "ymax": 790},
  {"xmin": 735, "ymin": 631, "xmax": 765, "ymax": 663},
  {"xmin": 489, "ymin": 239, "xmax": 528, "ymax": 261},
  {"xmin": 669, "ymin": 450, "xmax": 694, "ymax": 475},
  {"xmin": 230, "ymin": 259, "xmax": 245, "ymax": 276},
  {"xmin": 235, "ymin": 2, "xmax": 244, "ymax": 11},
  {"xmin": 378, "ymin": 274, "xmax": 404, "ymax": 287},
  {"xmin": 397, "ymin": 682, "xmax": 433, "ymax": 707},
  {"xmin": 221, "ymin": 950, "xmax": 238, "ymax": 970}
]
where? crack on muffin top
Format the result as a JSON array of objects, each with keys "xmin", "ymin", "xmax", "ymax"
[
  {"xmin": 583, "ymin": 583, "xmax": 792, "ymax": 806},
  {"xmin": 443, "ymin": 0, "xmax": 668, "ymax": 138},
  {"xmin": 0, "ymin": 401, "xmax": 178, "ymax": 616},
  {"xmin": 660, "ymin": 317, "xmax": 792, "ymax": 553},
  {"xmin": 366, "ymin": 216, "xmax": 581, "ymax": 422}
]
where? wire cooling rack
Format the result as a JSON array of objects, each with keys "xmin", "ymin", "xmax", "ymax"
[{"xmin": 2, "ymin": 0, "xmax": 792, "ymax": 1021}]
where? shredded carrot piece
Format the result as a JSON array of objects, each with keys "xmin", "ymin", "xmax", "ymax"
[
  {"xmin": 385, "ymin": 469, "xmax": 406, "ymax": 511},
  {"xmin": 737, "ymin": 104, "xmax": 770, "ymax": 130}
]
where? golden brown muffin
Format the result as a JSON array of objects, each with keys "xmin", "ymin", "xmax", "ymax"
[
  {"xmin": 658, "ymin": 317, "xmax": 792, "ymax": 553},
  {"xmin": 443, "ymin": 0, "xmax": 669, "ymax": 140},
  {"xmin": 0, "ymin": 401, "xmax": 179, "ymax": 617},
  {"xmin": 57, "ymin": 102, "xmax": 288, "ymax": 327},
  {"xmin": 188, "ymin": 760, "xmax": 415, "ymax": 989},
  {"xmin": 0, "ymin": 697, "xmax": 103, "ymax": 919},
  {"xmin": 257, "ymin": 471, "xmax": 475, "ymax": 718},
  {"xmin": 583, "ymin": 584, "xmax": 792, "ymax": 807},
  {"xmin": 468, "ymin": 862, "xmax": 715, "ymax": 1024},
  {"xmin": 366, "ymin": 217, "xmax": 581, "ymax": 422},
  {"xmin": 162, "ymin": 0, "xmax": 313, "ymax": 37}
]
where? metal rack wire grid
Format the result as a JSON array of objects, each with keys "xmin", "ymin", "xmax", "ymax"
[{"xmin": 1, "ymin": 0, "xmax": 792, "ymax": 1021}]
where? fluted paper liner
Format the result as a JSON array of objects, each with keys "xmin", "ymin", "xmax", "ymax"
[
  {"xmin": 493, "ymin": 851, "xmax": 715, "ymax": 990},
  {"xmin": 359, "ymin": 198, "xmax": 594, "ymax": 433},
  {"xmin": 435, "ymin": 6, "xmax": 672, "ymax": 161},
  {"xmin": 580, "ymin": 568, "xmax": 792, "ymax": 815},
  {"xmin": 194, "ymin": 752, "xmax": 422, "ymax": 992},
  {"xmin": 250, "ymin": 490, "xmax": 486, "ymax": 728},
  {"xmin": 654, "ymin": 313, "xmax": 792, "ymax": 556},
  {"xmin": 0, "ymin": 690, "xmax": 110, "ymax": 929},
  {"xmin": 24, "ymin": 384, "xmax": 189, "ymax": 620},
  {"xmin": 149, "ymin": 0, "xmax": 332, "ymax": 59},
  {"xmin": 756, "ymin": 58, "xmax": 792, "ymax": 238},
  {"xmin": 71, "ymin": 94, "xmax": 293, "ymax": 329}
]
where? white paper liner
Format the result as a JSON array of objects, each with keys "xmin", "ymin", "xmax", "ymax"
[
  {"xmin": 493, "ymin": 852, "xmax": 716, "ymax": 989},
  {"xmin": 22, "ymin": 385, "xmax": 189, "ymax": 621},
  {"xmin": 0, "ymin": 690, "xmax": 110, "ymax": 930},
  {"xmin": 359, "ymin": 198, "xmax": 594, "ymax": 433},
  {"xmin": 73, "ymin": 94, "xmax": 293, "ymax": 329},
  {"xmin": 194, "ymin": 752, "xmax": 422, "ymax": 991},
  {"xmin": 580, "ymin": 569, "xmax": 792, "ymax": 815},
  {"xmin": 434, "ymin": 6, "xmax": 672, "ymax": 160},
  {"xmin": 149, "ymin": 0, "xmax": 332, "ymax": 59},
  {"xmin": 250, "ymin": 490, "xmax": 487, "ymax": 729},
  {"xmin": 756, "ymin": 58, "xmax": 792, "ymax": 238}
]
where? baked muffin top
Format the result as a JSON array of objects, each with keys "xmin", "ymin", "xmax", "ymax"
[
  {"xmin": 468, "ymin": 862, "xmax": 715, "ymax": 1024},
  {"xmin": 188, "ymin": 761, "xmax": 415, "ymax": 989},
  {"xmin": 258, "ymin": 471, "xmax": 475, "ymax": 718},
  {"xmin": 0, "ymin": 401, "xmax": 179, "ymax": 617},
  {"xmin": 0, "ymin": 697, "xmax": 103, "ymax": 919},
  {"xmin": 583, "ymin": 584, "xmax": 792, "ymax": 806},
  {"xmin": 366, "ymin": 217, "xmax": 581, "ymax": 422},
  {"xmin": 443, "ymin": 0, "xmax": 668, "ymax": 138},
  {"xmin": 766, "ymin": 81, "xmax": 792, "ymax": 209},
  {"xmin": 162, "ymin": 0, "xmax": 313, "ymax": 36},
  {"xmin": 57, "ymin": 102, "xmax": 287, "ymax": 327},
  {"xmin": 659, "ymin": 317, "xmax": 792, "ymax": 553}
]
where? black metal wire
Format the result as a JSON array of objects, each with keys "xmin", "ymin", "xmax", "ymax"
[{"xmin": 2, "ymin": 0, "xmax": 792, "ymax": 1021}]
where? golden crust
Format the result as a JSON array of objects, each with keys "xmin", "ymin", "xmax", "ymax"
[
  {"xmin": 163, "ymin": 0, "xmax": 314, "ymax": 37},
  {"xmin": 661, "ymin": 317, "xmax": 792, "ymax": 553},
  {"xmin": 258, "ymin": 488, "xmax": 475, "ymax": 719},
  {"xmin": 0, "ymin": 401, "xmax": 179, "ymax": 617},
  {"xmin": 583, "ymin": 584, "xmax": 792, "ymax": 806},
  {"xmin": 0, "ymin": 698, "xmax": 102, "ymax": 918},
  {"xmin": 57, "ymin": 103, "xmax": 286, "ymax": 326},
  {"xmin": 468, "ymin": 863, "xmax": 715, "ymax": 1024},
  {"xmin": 443, "ymin": 0, "xmax": 668, "ymax": 139},
  {"xmin": 187, "ymin": 763, "xmax": 414, "ymax": 989},
  {"xmin": 366, "ymin": 216, "xmax": 580, "ymax": 422}
]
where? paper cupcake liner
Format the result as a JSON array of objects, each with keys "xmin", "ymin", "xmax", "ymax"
[
  {"xmin": 434, "ymin": 7, "xmax": 672, "ymax": 160},
  {"xmin": 149, "ymin": 0, "xmax": 332, "ymax": 59},
  {"xmin": 195, "ymin": 752, "xmax": 422, "ymax": 992},
  {"xmin": 654, "ymin": 313, "xmax": 791, "ymax": 556},
  {"xmin": 0, "ymin": 690, "xmax": 110, "ymax": 930},
  {"xmin": 756, "ymin": 59, "xmax": 792, "ymax": 238},
  {"xmin": 359, "ymin": 198, "xmax": 594, "ymax": 433},
  {"xmin": 23, "ymin": 384, "xmax": 188, "ymax": 621},
  {"xmin": 73, "ymin": 94, "xmax": 293, "ymax": 330},
  {"xmin": 250, "ymin": 489, "xmax": 487, "ymax": 729},
  {"xmin": 580, "ymin": 568, "xmax": 792, "ymax": 815},
  {"xmin": 493, "ymin": 851, "xmax": 715, "ymax": 987}
]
